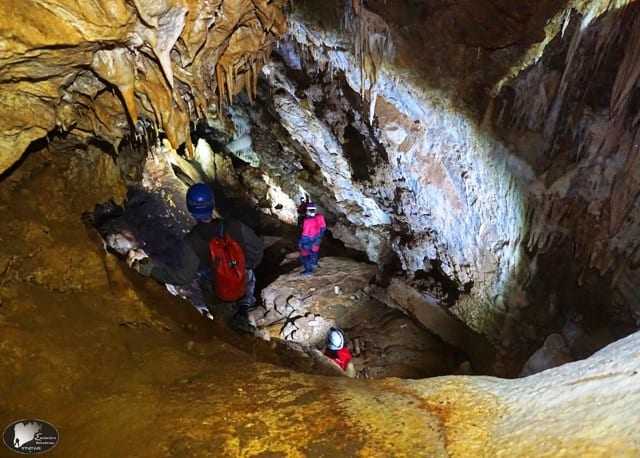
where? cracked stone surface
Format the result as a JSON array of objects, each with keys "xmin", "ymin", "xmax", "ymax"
[{"xmin": 254, "ymin": 257, "xmax": 463, "ymax": 379}]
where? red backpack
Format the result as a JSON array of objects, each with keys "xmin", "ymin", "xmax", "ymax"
[{"xmin": 208, "ymin": 224, "xmax": 246, "ymax": 302}]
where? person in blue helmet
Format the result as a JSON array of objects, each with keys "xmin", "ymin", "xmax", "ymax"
[{"xmin": 128, "ymin": 183, "xmax": 264, "ymax": 332}]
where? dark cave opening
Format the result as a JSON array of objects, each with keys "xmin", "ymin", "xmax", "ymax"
[{"xmin": 342, "ymin": 124, "xmax": 373, "ymax": 182}]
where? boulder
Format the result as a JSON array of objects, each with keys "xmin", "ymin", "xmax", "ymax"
[
  {"xmin": 519, "ymin": 333, "xmax": 574, "ymax": 377},
  {"xmin": 374, "ymin": 277, "xmax": 496, "ymax": 374},
  {"xmin": 252, "ymin": 257, "xmax": 462, "ymax": 378}
]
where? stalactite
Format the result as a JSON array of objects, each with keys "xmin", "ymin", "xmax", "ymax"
[
  {"xmin": 610, "ymin": 11, "xmax": 640, "ymax": 118},
  {"xmin": 343, "ymin": 0, "xmax": 393, "ymax": 120}
]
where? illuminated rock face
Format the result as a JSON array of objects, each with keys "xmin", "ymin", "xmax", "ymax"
[
  {"xmin": 222, "ymin": 1, "xmax": 640, "ymax": 371},
  {"xmin": 0, "ymin": 0, "xmax": 288, "ymax": 172}
]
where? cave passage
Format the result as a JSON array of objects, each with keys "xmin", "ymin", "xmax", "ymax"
[
  {"xmin": 88, "ymin": 133, "xmax": 472, "ymax": 381},
  {"xmin": 4, "ymin": 0, "xmax": 640, "ymax": 454}
]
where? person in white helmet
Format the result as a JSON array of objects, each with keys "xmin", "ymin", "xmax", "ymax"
[
  {"xmin": 298, "ymin": 201, "xmax": 326, "ymax": 275},
  {"xmin": 324, "ymin": 327, "xmax": 356, "ymax": 377}
]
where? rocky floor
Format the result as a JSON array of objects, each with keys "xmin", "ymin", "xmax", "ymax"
[{"xmin": 88, "ymin": 139, "xmax": 464, "ymax": 380}]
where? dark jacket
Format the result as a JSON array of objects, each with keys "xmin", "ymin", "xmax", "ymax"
[
  {"xmin": 297, "ymin": 201, "xmax": 308, "ymax": 228},
  {"xmin": 149, "ymin": 218, "xmax": 263, "ymax": 285}
]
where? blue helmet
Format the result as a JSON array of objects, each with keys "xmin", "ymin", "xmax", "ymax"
[{"xmin": 186, "ymin": 183, "xmax": 214, "ymax": 220}]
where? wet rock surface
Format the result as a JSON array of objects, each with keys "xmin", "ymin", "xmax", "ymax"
[
  {"xmin": 254, "ymin": 257, "xmax": 463, "ymax": 378},
  {"xmin": 2, "ymin": 0, "xmax": 640, "ymax": 455}
]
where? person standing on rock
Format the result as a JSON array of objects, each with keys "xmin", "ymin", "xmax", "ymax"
[
  {"xmin": 325, "ymin": 327, "xmax": 356, "ymax": 377},
  {"xmin": 298, "ymin": 202, "xmax": 326, "ymax": 275},
  {"xmin": 128, "ymin": 183, "xmax": 264, "ymax": 332}
]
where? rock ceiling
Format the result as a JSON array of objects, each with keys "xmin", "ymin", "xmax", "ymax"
[{"xmin": 0, "ymin": 0, "xmax": 288, "ymax": 173}]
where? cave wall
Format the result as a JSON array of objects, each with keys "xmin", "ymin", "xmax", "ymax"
[
  {"xmin": 0, "ymin": 0, "xmax": 288, "ymax": 173},
  {"xmin": 1, "ymin": 100, "xmax": 639, "ymax": 458},
  {"xmin": 491, "ymin": 5, "xmax": 640, "ymax": 356},
  {"xmin": 225, "ymin": 0, "xmax": 640, "ymax": 369},
  {"xmin": 1, "ymin": 5, "xmax": 640, "ymax": 453},
  {"xmin": 2, "ymin": 0, "xmax": 639, "ymax": 370}
]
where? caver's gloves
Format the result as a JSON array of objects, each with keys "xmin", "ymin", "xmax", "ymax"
[{"xmin": 127, "ymin": 249, "xmax": 153, "ymax": 276}]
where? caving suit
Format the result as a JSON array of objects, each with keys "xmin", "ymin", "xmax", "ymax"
[{"xmin": 298, "ymin": 214, "xmax": 326, "ymax": 273}]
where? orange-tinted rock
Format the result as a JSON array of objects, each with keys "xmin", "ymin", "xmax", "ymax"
[
  {"xmin": 0, "ymin": 0, "xmax": 288, "ymax": 173},
  {"xmin": 1, "ymin": 134, "xmax": 639, "ymax": 458}
]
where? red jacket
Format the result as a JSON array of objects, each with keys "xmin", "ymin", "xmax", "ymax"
[{"xmin": 325, "ymin": 347, "xmax": 353, "ymax": 371}]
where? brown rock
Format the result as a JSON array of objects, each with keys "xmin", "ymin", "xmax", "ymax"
[
  {"xmin": 0, "ymin": 0, "xmax": 288, "ymax": 172},
  {"xmin": 255, "ymin": 257, "xmax": 462, "ymax": 378}
]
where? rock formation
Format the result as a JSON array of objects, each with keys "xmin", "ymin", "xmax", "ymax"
[
  {"xmin": 1, "ymin": 140, "xmax": 639, "ymax": 456},
  {"xmin": 255, "ymin": 257, "xmax": 463, "ymax": 378},
  {"xmin": 215, "ymin": 0, "xmax": 640, "ymax": 372},
  {"xmin": 519, "ymin": 333, "xmax": 574, "ymax": 377},
  {"xmin": 0, "ymin": 0, "xmax": 288, "ymax": 172},
  {"xmin": 6, "ymin": 1, "xmax": 640, "ymax": 372},
  {"xmin": 2, "ymin": 0, "xmax": 640, "ymax": 455}
]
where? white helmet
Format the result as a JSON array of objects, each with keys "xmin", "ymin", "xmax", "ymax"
[
  {"xmin": 326, "ymin": 327, "xmax": 345, "ymax": 351},
  {"xmin": 306, "ymin": 202, "xmax": 317, "ymax": 217}
]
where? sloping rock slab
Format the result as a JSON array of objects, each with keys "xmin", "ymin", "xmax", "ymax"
[{"xmin": 375, "ymin": 278, "xmax": 496, "ymax": 374}]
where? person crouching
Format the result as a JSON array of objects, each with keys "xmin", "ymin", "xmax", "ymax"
[{"xmin": 325, "ymin": 327, "xmax": 356, "ymax": 377}]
